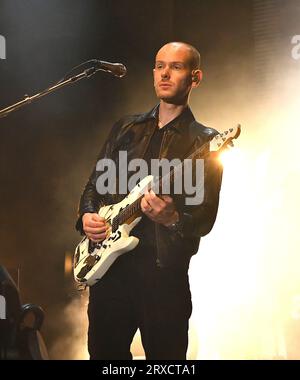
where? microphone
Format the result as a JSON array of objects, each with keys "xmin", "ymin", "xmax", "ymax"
[{"xmin": 92, "ymin": 59, "xmax": 127, "ymax": 78}]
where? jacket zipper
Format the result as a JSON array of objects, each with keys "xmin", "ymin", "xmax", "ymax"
[
  {"xmin": 140, "ymin": 121, "xmax": 157, "ymax": 161},
  {"xmin": 155, "ymin": 128, "xmax": 169, "ymax": 268}
]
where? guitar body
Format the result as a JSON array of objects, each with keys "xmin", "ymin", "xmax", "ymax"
[{"xmin": 73, "ymin": 175, "xmax": 154, "ymax": 286}]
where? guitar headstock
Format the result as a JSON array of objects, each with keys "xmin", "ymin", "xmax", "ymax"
[{"xmin": 209, "ymin": 124, "xmax": 241, "ymax": 152}]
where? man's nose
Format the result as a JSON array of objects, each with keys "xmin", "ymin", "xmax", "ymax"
[{"xmin": 161, "ymin": 66, "xmax": 170, "ymax": 79}]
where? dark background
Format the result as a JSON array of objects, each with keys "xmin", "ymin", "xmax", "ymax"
[{"xmin": 0, "ymin": 0, "xmax": 299, "ymax": 358}]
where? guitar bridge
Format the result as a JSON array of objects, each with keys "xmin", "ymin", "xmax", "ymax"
[{"xmin": 88, "ymin": 240, "xmax": 102, "ymax": 254}]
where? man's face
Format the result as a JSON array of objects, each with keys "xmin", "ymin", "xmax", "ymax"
[{"xmin": 153, "ymin": 44, "xmax": 198, "ymax": 104}]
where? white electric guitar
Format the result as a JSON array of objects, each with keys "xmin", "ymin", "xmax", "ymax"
[{"xmin": 73, "ymin": 124, "xmax": 241, "ymax": 286}]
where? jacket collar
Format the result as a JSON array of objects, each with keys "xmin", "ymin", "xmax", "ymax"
[{"xmin": 135, "ymin": 104, "xmax": 196, "ymax": 135}]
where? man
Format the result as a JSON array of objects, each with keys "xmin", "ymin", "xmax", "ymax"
[{"xmin": 76, "ymin": 42, "xmax": 223, "ymax": 359}]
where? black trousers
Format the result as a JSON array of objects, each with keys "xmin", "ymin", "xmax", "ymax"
[{"xmin": 87, "ymin": 249, "xmax": 192, "ymax": 360}]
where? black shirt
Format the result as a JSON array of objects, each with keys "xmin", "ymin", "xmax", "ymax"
[{"xmin": 131, "ymin": 107, "xmax": 190, "ymax": 258}]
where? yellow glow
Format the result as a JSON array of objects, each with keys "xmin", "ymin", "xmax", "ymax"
[
  {"xmin": 218, "ymin": 146, "xmax": 243, "ymax": 168},
  {"xmin": 189, "ymin": 76, "xmax": 300, "ymax": 359},
  {"xmin": 64, "ymin": 251, "xmax": 73, "ymax": 276}
]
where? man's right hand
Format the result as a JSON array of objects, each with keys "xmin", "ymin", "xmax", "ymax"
[{"xmin": 82, "ymin": 213, "xmax": 107, "ymax": 243}]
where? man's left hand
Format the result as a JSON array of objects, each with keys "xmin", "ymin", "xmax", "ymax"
[{"xmin": 141, "ymin": 189, "xmax": 179, "ymax": 227}]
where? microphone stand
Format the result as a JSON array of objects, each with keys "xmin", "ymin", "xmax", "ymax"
[{"xmin": 0, "ymin": 66, "xmax": 101, "ymax": 119}]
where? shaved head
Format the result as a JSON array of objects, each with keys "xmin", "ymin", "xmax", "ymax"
[
  {"xmin": 156, "ymin": 42, "xmax": 201, "ymax": 70},
  {"xmin": 153, "ymin": 41, "xmax": 203, "ymax": 104}
]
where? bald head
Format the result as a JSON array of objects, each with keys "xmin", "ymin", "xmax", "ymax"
[
  {"xmin": 153, "ymin": 41, "xmax": 203, "ymax": 104},
  {"xmin": 156, "ymin": 42, "xmax": 201, "ymax": 70}
]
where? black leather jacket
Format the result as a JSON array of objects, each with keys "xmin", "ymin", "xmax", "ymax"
[{"xmin": 76, "ymin": 105, "xmax": 223, "ymax": 269}]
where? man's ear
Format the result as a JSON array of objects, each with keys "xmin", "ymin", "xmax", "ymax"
[{"xmin": 191, "ymin": 69, "xmax": 203, "ymax": 87}]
